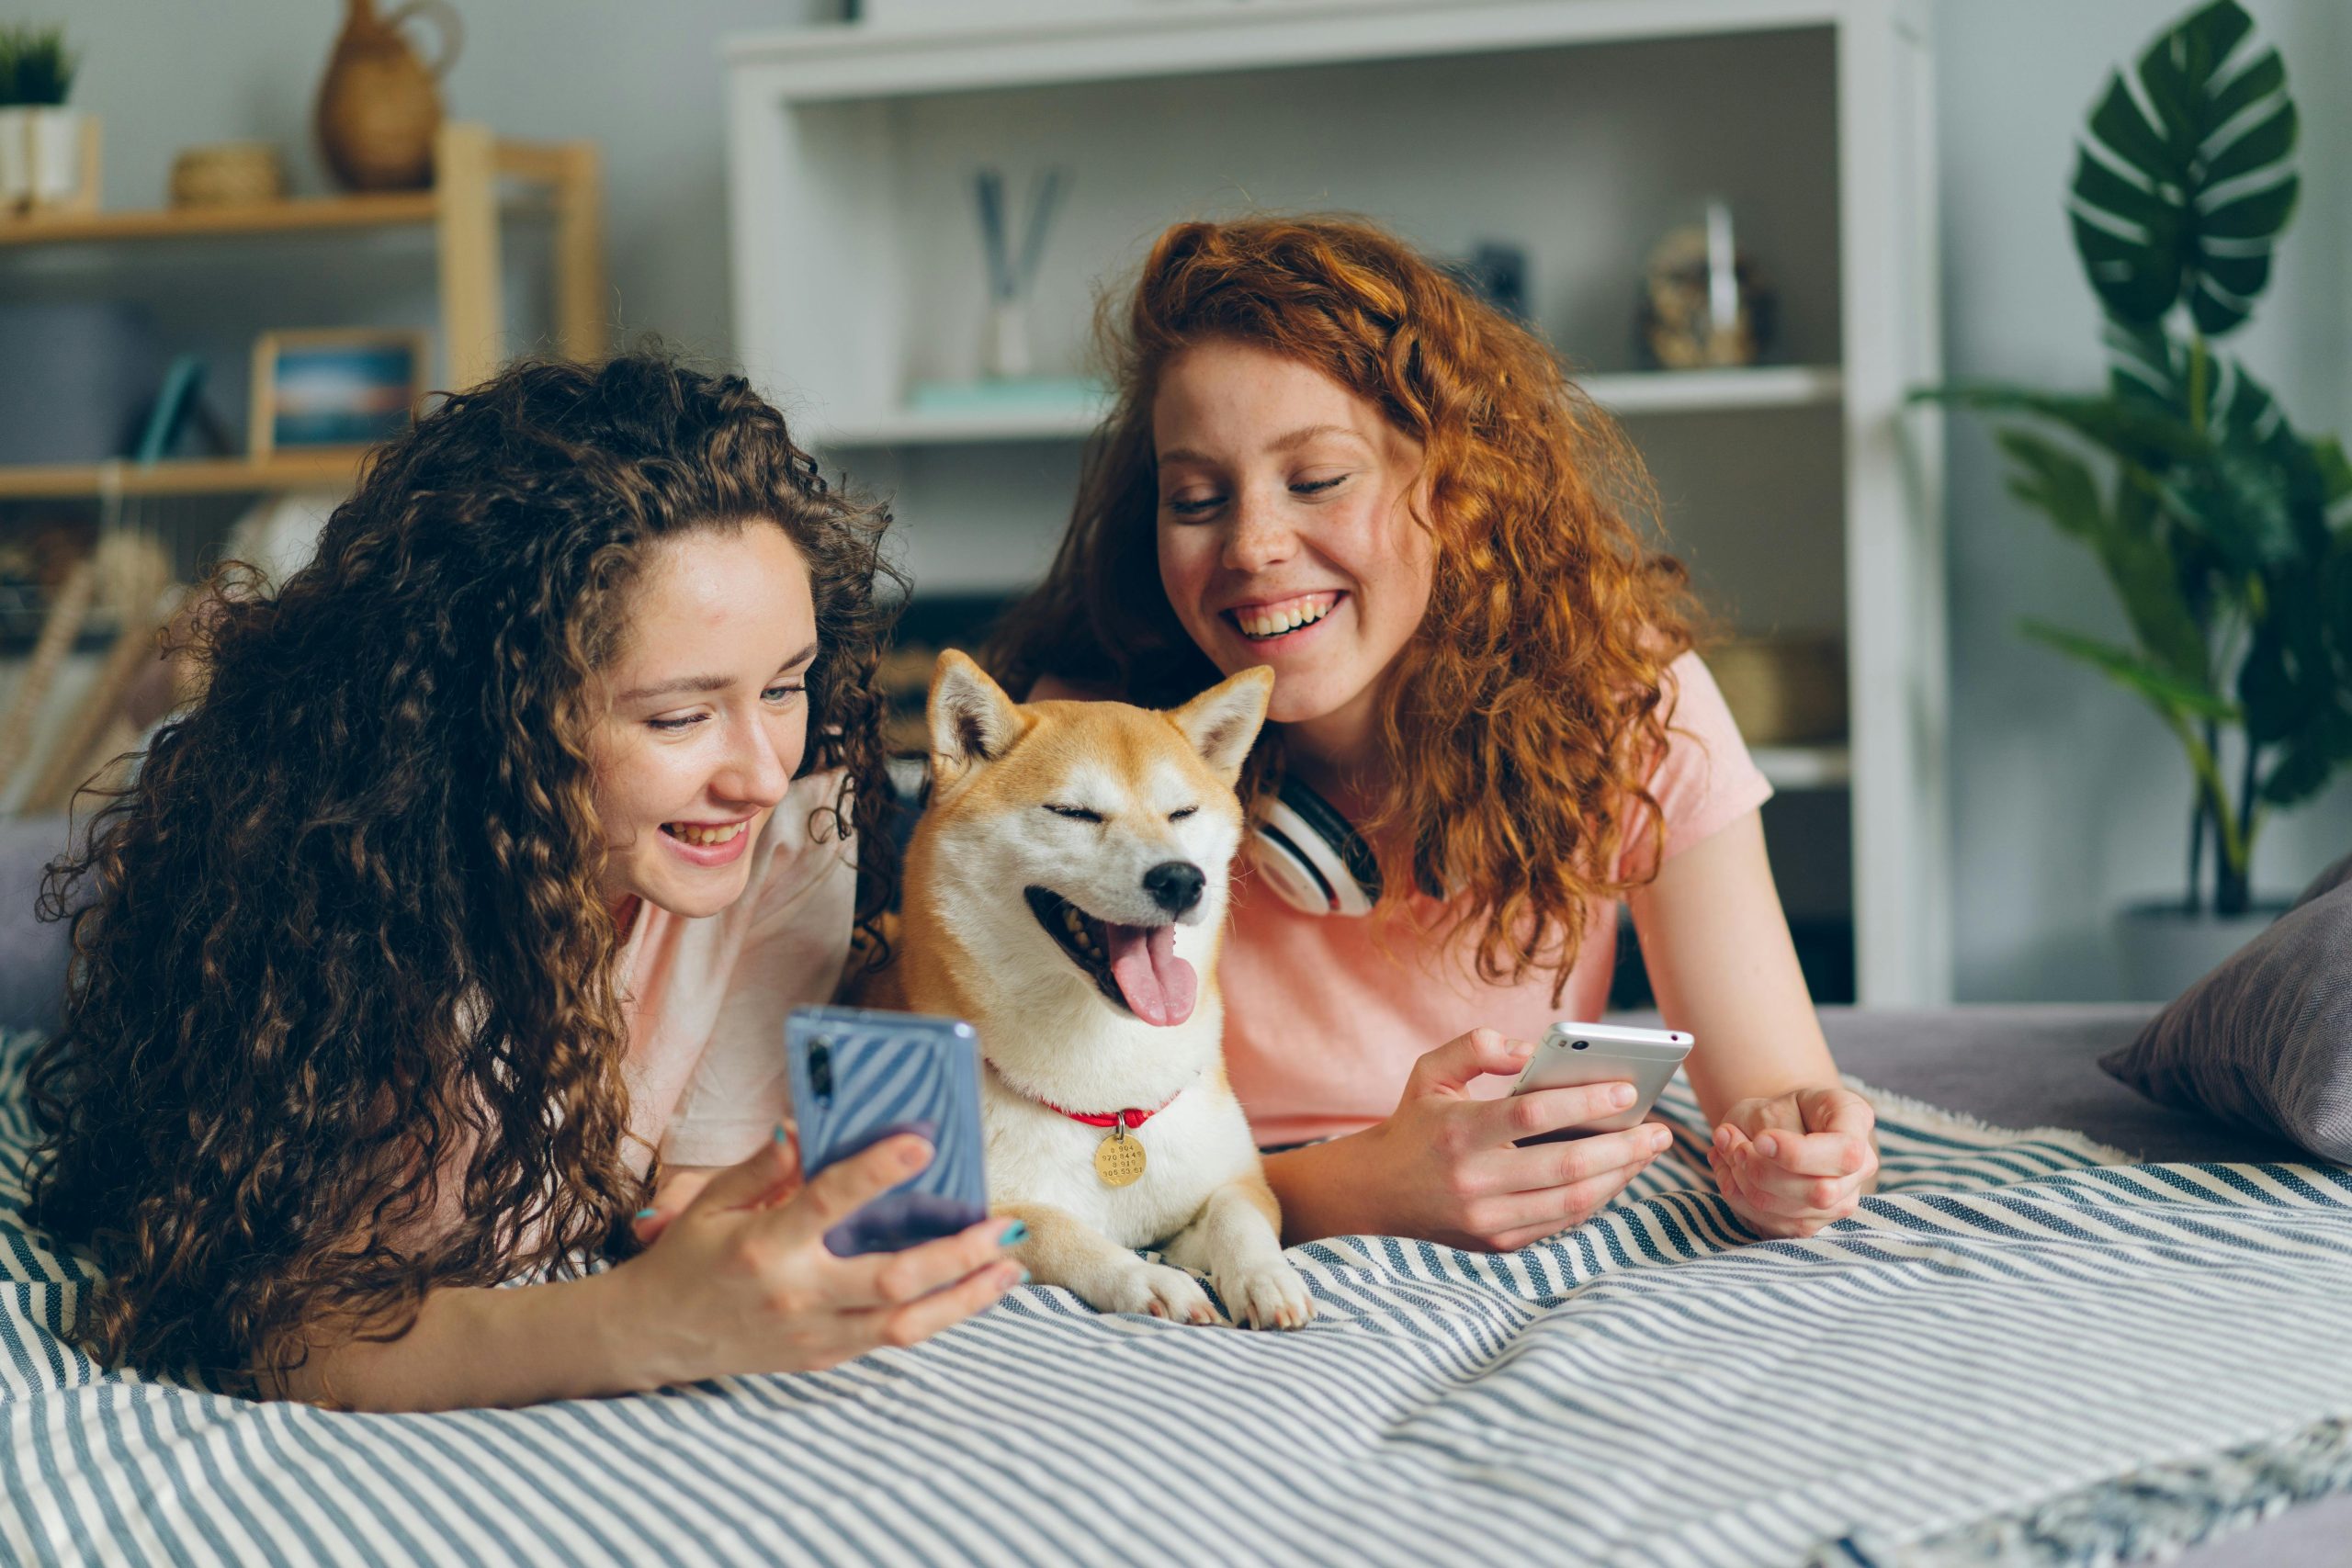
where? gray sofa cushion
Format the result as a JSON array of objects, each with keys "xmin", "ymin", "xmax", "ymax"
[{"xmin": 2100, "ymin": 852, "xmax": 2352, "ymax": 1162}]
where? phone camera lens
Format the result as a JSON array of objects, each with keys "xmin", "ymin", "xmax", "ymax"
[
  {"xmin": 808, "ymin": 1038, "xmax": 834, "ymax": 1100},
  {"xmin": 1571, "ymin": 1040, "xmax": 1589, "ymax": 1051}
]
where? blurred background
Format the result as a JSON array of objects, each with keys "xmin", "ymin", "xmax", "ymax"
[{"xmin": 1, "ymin": 0, "xmax": 2345, "ymax": 1010}]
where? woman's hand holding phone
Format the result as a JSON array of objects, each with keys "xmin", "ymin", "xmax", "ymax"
[
  {"xmin": 1709, "ymin": 1087, "xmax": 1878, "ymax": 1239},
  {"xmin": 613, "ymin": 1128, "xmax": 1023, "ymax": 1390},
  {"xmin": 1350, "ymin": 1028, "xmax": 1673, "ymax": 1252}
]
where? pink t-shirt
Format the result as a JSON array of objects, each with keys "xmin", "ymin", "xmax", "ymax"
[
  {"xmin": 616, "ymin": 767, "xmax": 858, "ymax": 1171},
  {"xmin": 412, "ymin": 771, "xmax": 854, "ymax": 1241},
  {"xmin": 1222, "ymin": 651, "xmax": 1771, "ymax": 1145}
]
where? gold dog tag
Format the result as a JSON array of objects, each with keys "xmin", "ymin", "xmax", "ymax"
[{"xmin": 1094, "ymin": 1122, "xmax": 1147, "ymax": 1188}]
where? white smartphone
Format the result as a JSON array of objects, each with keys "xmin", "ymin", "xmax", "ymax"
[{"xmin": 1509, "ymin": 1021, "xmax": 1695, "ymax": 1144}]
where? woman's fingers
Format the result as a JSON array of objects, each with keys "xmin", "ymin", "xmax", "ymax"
[
  {"xmin": 1798, "ymin": 1086, "xmax": 1878, "ymax": 1138},
  {"xmin": 1408, "ymin": 1028, "xmax": 1537, "ymax": 1099},
  {"xmin": 1720, "ymin": 1143, "xmax": 1861, "ymax": 1225},
  {"xmin": 1483, "ymin": 1119, "xmax": 1668, "ymax": 1195},
  {"xmin": 1749, "ymin": 1128, "xmax": 1872, "ymax": 1178},
  {"xmin": 834, "ymin": 1216, "xmax": 1026, "ymax": 1309},
  {"xmin": 1461, "ymin": 1159, "xmax": 1657, "ymax": 1246},
  {"xmin": 1483, "ymin": 1081, "xmax": 1643, "ymax": 1146},
  {"xmin": 758, "ymin": 1132, "xmax": 935, "ymax": 1252},
  {"xmin": 677, "ymin": 1130, "xmax": 800, "ymax": 1222}
]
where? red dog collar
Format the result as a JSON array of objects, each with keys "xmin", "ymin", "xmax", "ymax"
[{"xmin": 1037, "ymin": 1093, "xmax": 1179, "ymax": 1130}]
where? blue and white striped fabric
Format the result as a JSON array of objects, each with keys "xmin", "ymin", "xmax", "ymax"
[{"xmin": 6, "ymin": 1026, "xmax": 2352, "ymax": 1568}]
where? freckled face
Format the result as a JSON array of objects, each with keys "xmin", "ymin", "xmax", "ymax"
[
  {"xmin": 589, "ymin": 525, "xmax": 817, "ymax": 919},
  {"xmin": 1151, "ymin": 340, "xmax": 1435, "ymax": 762}
]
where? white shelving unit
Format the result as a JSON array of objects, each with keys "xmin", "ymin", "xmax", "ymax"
[
  {"xmin": 724, "ymin": 0, "xmax": 1948, "ymax": 1005},
  {"xmin": 813, "ymin": 364, "xmax": 1844, "ymax": 446}
]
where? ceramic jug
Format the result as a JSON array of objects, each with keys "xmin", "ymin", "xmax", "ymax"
[{"xmin": 314, "ymin": 0, "xmax": 463, "ymax": 191}]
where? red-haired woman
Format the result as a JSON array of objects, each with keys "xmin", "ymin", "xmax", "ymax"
[{"xmin": 989, "ymin": 217, "xmax": 1877, "ymax": 1249}]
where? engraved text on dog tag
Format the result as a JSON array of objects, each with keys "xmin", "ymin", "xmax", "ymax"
[{"xmin": 1094, "ymin": 1122, "xmax": 1146, "ymax": 1187}]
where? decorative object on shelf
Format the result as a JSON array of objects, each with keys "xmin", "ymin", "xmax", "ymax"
[
  {"xmin": 1445, "ymin": 243, "xmax": 1530, "ymax": 323},
  {"xmin": 168, "ymin": 142, "xmax": 289, "ymax": 208},
  {"xmin": 249, "ymin": 329, "xmax": 429, "ymax": 458},
  {"xmin": 1636, "ymin": 198, "xmax": 1775, "ymax": 370},
  {"xmin": 971, "ymin": 164, "xmax": 1069, "ymax": 379},
  {"xmin": 0, "ymin": 22, "xmax": 96, "ymax": 218},
  {"xmin": 315, "ymin": 0, "xmax": 463, "ymax": 192},
  {"xmin": 1918, "ymin": 0, "xmax": 2348, "ymax": 1001},
  {"xmin": 1709, "ymin": 635, "xmax": 1847, "ymax": 748},
  {"xmin": 130, "ymin": 355, "xmax": 235, "ymax": 464}
]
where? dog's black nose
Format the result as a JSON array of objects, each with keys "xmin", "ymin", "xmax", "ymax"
[{"xmin": 1143, "ymin": 861, "xmax": 1205, "ymax": 916}]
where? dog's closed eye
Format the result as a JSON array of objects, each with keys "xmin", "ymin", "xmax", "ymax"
[
  {"xmin": 1043, "ymin": 804, "xmax": 1104, "ymax": 822},
  {"xmin": 1168, "ymin": 807, "xmax": 1198, "ymax": 822}
]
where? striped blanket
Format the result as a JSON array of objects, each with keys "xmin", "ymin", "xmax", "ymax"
[{"xmin": 6, "ymin": 1030, "xmax": 2351, "ymax": 1568}]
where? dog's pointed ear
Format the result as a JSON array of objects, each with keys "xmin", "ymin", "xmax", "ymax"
[
  {"xmin": 1168, "ymin": 666, "xmax": 1273, "ymax": 784},
  {"xmin": 929, "ymin": 649, "xmax": 1023, "ymax": 784}
]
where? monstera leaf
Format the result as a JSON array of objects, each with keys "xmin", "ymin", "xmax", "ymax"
[
  {"xmin": 2070, "ymin": 0, "xmax": 2299, "ymax": 334},
  {"xmin": 1919, "ymin": 0, "xmax": 2349, "ymax": 912}
]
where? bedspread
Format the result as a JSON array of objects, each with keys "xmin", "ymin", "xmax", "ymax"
[{"xmin": 6, "ymin": 1030, "xmax": 2350, "ymax": 1568}]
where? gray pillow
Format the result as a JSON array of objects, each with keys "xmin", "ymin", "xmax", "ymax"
[{"xmin": 2100, "ymin": 852, "xmax": 2352, "ymax": 1162}]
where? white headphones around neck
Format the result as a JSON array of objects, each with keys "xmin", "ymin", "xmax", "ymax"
[{"xmin": 1245, "ymin": 775, "xmax": 1385, "ymax": 918}]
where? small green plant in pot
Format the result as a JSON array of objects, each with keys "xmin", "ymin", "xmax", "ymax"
[
  {"xmin": 0, "ymin": 24, "xmax": 85, "ymax": 214},
  {"xmin": 1920, "ymin": 0, "xmax": 2352, "ymax": 998}
]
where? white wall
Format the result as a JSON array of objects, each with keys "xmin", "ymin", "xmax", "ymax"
[
  {"xmin": 13, "ymin": 0, "xmax": 2351, "ymax": 998},
  {"xmin": 1934, "ymin": 0, "xmax": 2352, "ymax": 999}
]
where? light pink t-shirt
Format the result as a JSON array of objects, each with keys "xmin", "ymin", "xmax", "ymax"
[
  {"xmin": 616, "ymin": 768, "xmax": 858, "ymax": 1171},
  {"xmin": 1222, "ymin": 652, "xmax": 1771, "ymax": 1146},
  {"xmin": 412, "ymin": 772, "xmax": 854, "ymax": 1242}
]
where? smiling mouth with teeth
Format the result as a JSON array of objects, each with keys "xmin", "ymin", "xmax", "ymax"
[
  {"xmin": 1227, "ymin": 591, "xmax": 1340, "ymax": 642},
  {"xmin": 1023, "ymin": 886, "xmax": 1199, "ymax": 1029},
  {"xmin": 662, "ymin": 820, "xmax": 749, "ymax": 848}
]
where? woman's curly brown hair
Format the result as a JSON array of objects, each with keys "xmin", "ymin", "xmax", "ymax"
[
  {"xmin": 989, "ymin": 216, "xmax": 1702, "ymax": 997},
  {"xmin": 24, "ymin": 351, "xmax": 904, "ymax": 1393}
]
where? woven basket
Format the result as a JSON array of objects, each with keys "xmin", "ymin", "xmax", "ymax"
[{"xmin": 168, "ymin": 143, "xmax": 288, "ymax": 207}]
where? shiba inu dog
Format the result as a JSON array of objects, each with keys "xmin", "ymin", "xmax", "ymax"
[{"xmin": 866, "ymin": 650, "xmax": 1313, "ymax": 1330}]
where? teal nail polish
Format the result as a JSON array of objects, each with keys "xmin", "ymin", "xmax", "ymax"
[
  {"xmin": 1016, "ymin": 1269, "xmax": 1032, "ymax": 1285},
  {"xmin": 774, "ymin": 1122, "xmax": 789, "ymax": 1144},
  {"xmin": 1001, "ymin": 1220, "xmax": 1029, "ymax": 1247},
  {"xmin": 633, "ymin": 1208, "xmax": 657, "ymax": 1221}
]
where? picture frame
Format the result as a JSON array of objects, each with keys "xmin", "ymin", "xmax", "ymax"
[{"xmin": 248, "ymin": 328, "xmax": 430, "ymax": 459}]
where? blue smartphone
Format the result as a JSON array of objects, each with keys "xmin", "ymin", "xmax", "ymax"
[{"xmin": 785, "ymin": 1004, "xmax": 989, "ymax": 1257}]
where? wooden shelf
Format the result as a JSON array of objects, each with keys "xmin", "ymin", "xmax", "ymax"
[
  {"xmin": 0, "ymin": 186, "xmax": 572, "ymax": 250},
  {"xmin": 818, "ymin": 367, "xmax": 1841, "ymax": 448},
  {"xmin": 0, "ymin": 453, "xmax": 363, "ymax": 501},
  {"xmin": 0, "ymin": 192, "xmax": 437, "ymax": 248}
]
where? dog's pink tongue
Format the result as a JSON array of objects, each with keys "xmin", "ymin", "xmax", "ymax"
[{"xmin": 1104, "ymin": 923, "xmax": 1196, "ymax": 1027}]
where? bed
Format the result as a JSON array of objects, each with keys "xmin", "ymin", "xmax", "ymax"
[{"xmin": 5, "ymin": 1007, "xmax": 2350, "ymax": 1567}]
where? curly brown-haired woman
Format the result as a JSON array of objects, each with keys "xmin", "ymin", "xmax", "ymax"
[
  {"xmin": 25, "ymin": 354, "xmax": 1022, "ymax": 1410},
  {"xmin": 989, "ymin": 216, "xmax": 1878, "ymax": 1251}
]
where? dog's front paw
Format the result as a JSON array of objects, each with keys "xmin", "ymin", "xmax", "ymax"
[
  {"xmin": 1217, "ymin": 1258, "xmax": 1315, "ymax": 1331},
  {"xmin": 1095, "ymin": 1262, "xmax": 1216, "ymax": 1325}
]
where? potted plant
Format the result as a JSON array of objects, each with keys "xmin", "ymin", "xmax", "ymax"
[
  {"xmin": 0, "ymin": 24, "xmax": 84, "ymax": 215},
  {"xmin": 1922, "ymin": 0, "xmax": 2352, "ymax": 999}
]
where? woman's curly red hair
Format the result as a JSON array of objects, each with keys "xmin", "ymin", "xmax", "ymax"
[{"xmin": 989, "ymin": 216, "xmax": 1703, "ymax": 996}]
